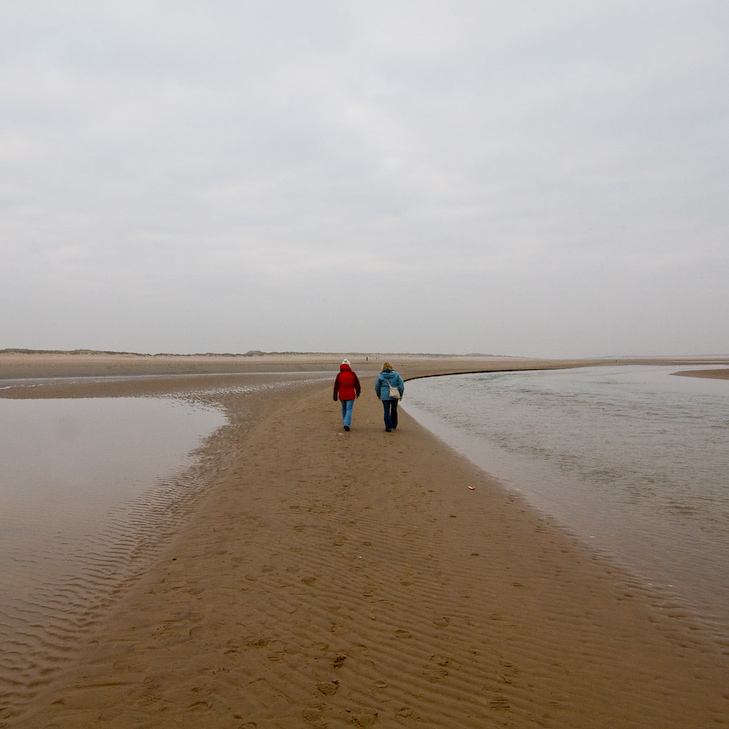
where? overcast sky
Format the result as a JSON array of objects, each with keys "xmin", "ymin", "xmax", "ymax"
[{"xmin": 1, "ymin": 2, "xmax": 727, "ymax": 357}]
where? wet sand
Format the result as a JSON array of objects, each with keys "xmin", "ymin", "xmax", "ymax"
[
  {"xmin": 674, "ymin": 367, "xmax": 729, "ymax": 380},
  {"xmin": 2, "ymin": 354, "xmax": 729, "ymax": 727}
]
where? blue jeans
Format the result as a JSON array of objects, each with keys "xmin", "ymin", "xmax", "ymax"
[
  {"xmin": 340, "ymin": 398, "xmax": 354, "ymax": 428},
  {"xmin": 382, "ymin": 399, "xmax": 398, "ymax": 430}
]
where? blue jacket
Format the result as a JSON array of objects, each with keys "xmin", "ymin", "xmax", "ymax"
[{"xmin": 375, "ymin": 369, "xmax": 404, "ymax": 401}]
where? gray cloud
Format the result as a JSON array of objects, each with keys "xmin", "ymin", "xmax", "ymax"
[{"xmin": 2, "ymin": 1, "xmax": 728, "ymax": 356}]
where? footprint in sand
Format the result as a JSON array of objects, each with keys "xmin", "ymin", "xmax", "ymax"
[
  {"xmin": 424, "ymin": 666, "xmax": 449, "ymax": 682},
  {"xmin": 316, "ymin": 680, "xmax": 339, "ymax": 695},
  {"xmin": 303, "ymin": 705, "xmax": 324, "ymax": 723},
  {"xmin": 350, "ymin": 711, "xmax": 378, "ymax": 727},
  {"xmin": 489, "ymin": 696, "xmax": 511, "ymax": 711}
]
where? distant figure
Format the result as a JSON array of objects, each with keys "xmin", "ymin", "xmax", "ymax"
[
  {"xmin": 333, "ymin": 359, "xmax": 361, "ymax": 431},
  {"xmin": 375, "ymin": 362, "xmax": 404, "ymax": 432}
]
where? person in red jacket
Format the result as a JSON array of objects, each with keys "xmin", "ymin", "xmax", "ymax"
[{"xmin": 333, "ymin": 359, "xmax": 361, "ymax": 431}]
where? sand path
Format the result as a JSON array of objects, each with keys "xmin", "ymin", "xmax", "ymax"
[{"xmin": 10, "ymin": 375, "xmax": 729, "ymax": 728}]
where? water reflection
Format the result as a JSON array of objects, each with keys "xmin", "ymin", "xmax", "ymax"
[
  {"xmin": 0, "ymin": 397, "xmax": 224, "ymax": 605},
  {"xmin": 2, "ymin": 398, "xmax": 222, "ymax": 529}
]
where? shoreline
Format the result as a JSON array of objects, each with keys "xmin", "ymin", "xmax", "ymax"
[
  {"xmin": 4, "ymin": 356, "xmax": 729, "ymax": 727},
  {"xmin": 3, "ymin": 350, "xmax": 729, "ymax": 382}
]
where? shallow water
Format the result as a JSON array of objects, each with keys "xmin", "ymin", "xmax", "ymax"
[
  {"xmin": 0, "ymin": 394, "xmax": 226, "ymax": 719},
  {"xmin": 403, "ymin": 365, "xmax": 729, "ymax": 634},
  {"xmin": 0, "ymin": 397, "xmax": 225, "ymax": 600}
]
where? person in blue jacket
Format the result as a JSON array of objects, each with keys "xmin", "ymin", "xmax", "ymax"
[{"xmin": 374, "ymin": 362, "xmax": 404, "ymax": 432}]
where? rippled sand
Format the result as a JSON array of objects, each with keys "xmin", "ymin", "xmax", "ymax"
[{"xmin": 2, "ymin": 353, "xmax": 728, "ymax": 728}]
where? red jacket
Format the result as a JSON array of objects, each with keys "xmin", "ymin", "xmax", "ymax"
[{"xmin": 333, "ymin": 364, "xmax": 361, "ymax": 401}]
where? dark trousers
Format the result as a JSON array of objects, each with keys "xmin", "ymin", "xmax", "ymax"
[{"xmin": 382, "ymin": 399, "xmax": 398, "ymax": 430}]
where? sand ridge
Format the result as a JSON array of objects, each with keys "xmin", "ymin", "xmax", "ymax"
[
  {"xmin": 673, "ymin": 367, "xmax": 729, "ymax": 380},
  {"xmin": 8, "ymin": 370, "xmax": 729, "ymax": 728}
]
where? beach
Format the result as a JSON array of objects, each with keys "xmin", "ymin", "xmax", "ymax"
[{"xmin": 2, "ymin": 354, "xmax": 729, "ymax": 728}]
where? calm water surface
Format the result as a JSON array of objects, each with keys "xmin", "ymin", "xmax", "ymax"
[
  {"xmin": 0, "ymin": 393, "xmax": 226, "ymax": 718},
  {"xmin": 403, "ymin": 366, "xmax": 729, "ymax": 634},
  {"xmin": 0, "ymin": 396, "xmax": 226, "ymax": 601}
]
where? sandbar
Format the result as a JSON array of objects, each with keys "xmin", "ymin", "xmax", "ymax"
[{"xmin": 2, "ymin": 354, "xmax": 728, "ymax": 728}]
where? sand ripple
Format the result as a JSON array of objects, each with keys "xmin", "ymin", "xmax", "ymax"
[
  {"xmin": 0, "ymin": 384, "xmax": 282, "ymax": 725},
  {"xmin": 6, "ymin": 378, "xmax": 729, "ymax": 728}
]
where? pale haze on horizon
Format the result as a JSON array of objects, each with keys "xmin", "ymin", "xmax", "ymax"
[{"xmin": 1, "ymin": 1, "xmax": 727, "ymax": 359}]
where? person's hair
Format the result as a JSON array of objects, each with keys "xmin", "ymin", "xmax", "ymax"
[{"xmin": 382, "ymin": 362, "xmax": 393, "ymax": 371}]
